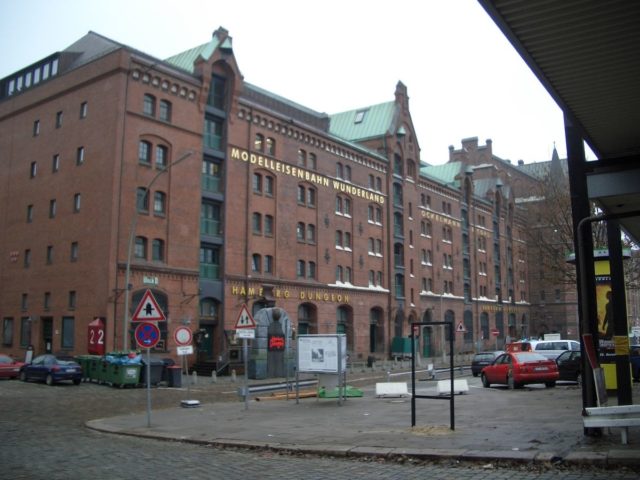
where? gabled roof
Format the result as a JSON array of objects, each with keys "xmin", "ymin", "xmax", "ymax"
[
  {"xmin": 329, "ymin": 101, "xmax": 395, "ymax": 142},
  {"xmin": 164, "ymin": 29, "xmax": 229, "ymax": 73}
]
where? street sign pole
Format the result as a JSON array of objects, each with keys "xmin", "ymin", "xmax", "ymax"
[
  {"xmin": 146, "ymin": 347, "xmax": 151, "ymax": 427},
  {"xmin": 243, "ymin": 338, "xmax": 249, "ymax": 411}
]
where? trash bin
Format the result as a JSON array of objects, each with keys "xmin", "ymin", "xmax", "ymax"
[
  {"xmin": 107, "ymin": 363, "xmax": 141, "ymax": 388},
  {"xmin": 160, "ymin": 358, "xmax": 176, "ymax": 384},
  {"xmin": 140, "ymin": 359, "xmax": 164, "ymax": 386},
  {"xmin": 166, "ymin": 366, "xmax": 182, "ymax": 388}
]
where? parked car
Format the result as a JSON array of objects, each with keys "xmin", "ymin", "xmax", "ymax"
[
  {"xmin": 555, "ymin": 350, "xmax": 582, "ymax": 383},
  {"xmin": 631, "ymin": 345, "xmax": 640, "ymax": 382},
  {"xmin": 532, "ymin": 340, "xmax": 580, "ymax": 360},
  {"xmin": 19, "ymin": 354, "xmax": 82, "ymax": 386},
  {"xmin": 471, "ymin": 351, "xmax": 504, "ymax": 377},
  {"xmin": 481, "ymin": 351, "xmax": 559, "ymax": 389},
  {"xmin": 0, "ymin": 354, "xmax": 25, "ymax": 379}
]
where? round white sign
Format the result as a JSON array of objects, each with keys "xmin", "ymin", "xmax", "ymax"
[{"xmin": 174, "ymin": 326, "xmax": 193, "ymax": 346}]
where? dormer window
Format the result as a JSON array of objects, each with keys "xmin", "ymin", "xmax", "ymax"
[{"xmin": 354, "ymin": 110, "xmax": 367, "ymax": 124}]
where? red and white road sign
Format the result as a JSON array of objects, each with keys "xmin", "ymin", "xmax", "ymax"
[
  {"xmin": 456, "ymin": 322, "xmax": 467, "ymax": 333},
  {"xmin": 134, "ymin": 322, "xmax": 161, "ymax": 349},
  {"xmin": 132, "ymin": 289, "xmax": 166, "ymax": 322},
  {"xmin": 174, "ymin": 326, "xmax": 193, "ymax": 346},
  {"xmin": 235, "ymin": 304, "xmax": 256, "ymax": 329}
]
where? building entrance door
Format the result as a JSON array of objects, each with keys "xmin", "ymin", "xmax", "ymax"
[
  {"xmin": 197, "ymin": 324, "xmax": 215, "ymax": 361},
  {"xmin": 41, "ymin": 317, "xmax": 53, "ymax": 353}
]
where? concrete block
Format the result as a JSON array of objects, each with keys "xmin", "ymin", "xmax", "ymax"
[
  {"xmin": 436, "ymin": 379, "xmax": 469, "ymax": 395},
  {"xmin": 375, "ymin": 382, "xmax": 410, "ymax": 397}
]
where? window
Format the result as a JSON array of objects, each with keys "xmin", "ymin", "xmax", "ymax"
[
  {"xmin": 20, "ymin": 317, "xmax": 30, "ymax": 346},
  {"xmin": 24, "ymin": 249, "xmax": 31, "ymax": 268},
  {"xmin": 252, "ymin": 254, "xmax": 262, "ymax": 273},
  {"xmin": 298, "ymin": 149, "xmax": 306, "ymax": 167},
  {"xmin": 264, "ymin": 255, "xmax": 273, "ymax": 274},
  {"xmin": 306, "ymin": 224, "xmax": 316, "ymax": 243},
  {"xmin": 297, "ymin": 260, "xmax": 306, "ymax": 278},
  {"xmin": 136, "ymin": 187, "xmax": 149, "ymax": 212},
  {"xmin": 335, "ymin": 195, "xmax": 351, "ymax": 216},
  {"xmin": 344, "ymin": 232, "xmax": 352, "ymax": 250},
  {"xmin": 62, "ymin": 317, "xmax": 74, "ymax": 348},
  {"xmin": 307, "ymin": 261, "xmax": 316, "ymax": 279},
  {"xmin": 266, "ymin": 137, "xmax": 275, "ymax": 155},
  {"xmin": 307, "ymin": 187, "xmax": 316, "ymax": 207},
  {"xmin": 296, "ymin": 222, "xmax": 305, "ymax": 241},
  {"xmin": 138, "ymin": 141, "xmax": 151, "ymax": 164},
  {"xmin": 204, "ymin": 116, "xmax": 223, "ymax": 150},
  {"xmin": 152, "ymin": 239, "xmax": 165, "ymax": 262},
  {"xmin": 44, "ymin": 292, "xmax": 51, "ymax": 310},
  {"xmin": 354, "ymin": 109, "xmax": 367, "ymax": 123},
  {"xmin": 154, "ymin": 191, "xmax": 166, "ymax": 215},
  {"xmin": 134, "ymin": 236, "xmax": 147, "ymax": 259},
  {"xmin": 335, "ymin": 265, "xmax": 343, "ymax": 283},
  {"xmin": 76, "ymin": 146, "xmax": 85, "ymax": 165},
  {"xmin": 308, "ymin": 153, "xmax": 317, "ymax": 170},
  {"xmin": 49, "ymin": 199, "xmax": 56, "ymax": 218},
  {"xmin": 55, "ymin": 111, "xmax": 63, "ymax": 128},
  {"xmin": 30, "ymin": 161, "xmax": 37, "ymax": 178},
  {"xmin": 264, "ymin": 175, "xmax": 274, "ymax": 196},
  {"xmin": 252, "ymin": 173, "xmax": 263, "ymax": 193},
  {"xmin": 46, "ymin": 245, "xmax": 53, "ymax": 264},
  {"xmin": 297, "ymin": 185, "xmax": 306, "ymax": 204},
  {"xmin": 200, "ymin": 245, "xmax": 221, "ymax": 280},
  {"xmin": 344, "ymin": 267, "xmax": 352, "ymax": 284},
  {"xmin": 2, "ymin": 318, "xmax": 13, "ymax": 347},
  {"xmin": 252, "ymin": 212, "xmax": 262, "ymax": 234},
  {"xmin": 143, "ymin": 94, "xmax": 155, "ymax": 116},
  {"xmin": 33, "ymin": 120, "xmax": 40, "ymax": 136},
  {"xmin": 21, "ymin": 294, "xmax": 28, "ymax": 311},
  {"xmin": 159, "ymin": 100, "xmax": 172, "ymax": 122},
  {"xmin": 26, "ymin": 204, "xmax": 33, "ymax": 223},
  {"xmin": 156, "ymin": 145, "xmax": 168, "ymax": 169},
  {"xmin": 80, "ymin": 102, "xmax": 88, "ymax": 119},
  {"xmin": 254, "ymin": 133, "xmax": 264, "ymax": 152},
  {"xmin": 73, "ymin": 193, "xmax": 81, "ymax": 213},
  {"xmin": 70, "ymin": 242, "xmax": 78, "ymax": 262},
  {"xmin": 336, "ymin": 163, "xmax": 343, "ymax": 179},
  {"xmin": 201, "ymin": 201, "xmax": 221, "ymax": 236},
  {"xmin": 345, "ymin": 165, "xmax": 352, "ymax": 182},
  {"xmin": 264, "ymin": 215, "xmax": 274, "ymax": 236},
  {"xmin": 208, "ymin": 75, "xmax": 226, "ymax": 109},
  {"xmin": 52, "ymin": 154, "xmax": 60, "ymax": 172}
]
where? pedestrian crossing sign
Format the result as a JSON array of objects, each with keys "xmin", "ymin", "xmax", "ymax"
[
  {"xmin": 131, "ymin": 289, "xmax": 166, "ymax": 322},
  {"xmin": 235, "ymin": 304, "xmax": 256, "ymax": 329}
]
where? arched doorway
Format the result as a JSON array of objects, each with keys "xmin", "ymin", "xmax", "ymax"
[
  {"xmin": 369, "ymin": 307, "xmax": 384, "ymax": 354},
  {"xmin": 297, "ymin": 303, "xmax": 317, "ymax": 335}
]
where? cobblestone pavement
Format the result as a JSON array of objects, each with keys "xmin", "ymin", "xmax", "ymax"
[{"xmin": 1, "ymin": 375, "xmax": 639, "ymax": 479}]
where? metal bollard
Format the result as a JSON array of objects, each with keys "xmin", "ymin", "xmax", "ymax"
[
  {"xmin": 211, "ymin": 371, "xmax": 217, "ymax": 383},
  {"xmin": 387, "ymin": 371, "xmax": 391, "ymax": 383},
  {"xmin": 231, "ymin": 369, "xmax": 237, "ymax": 383},
  {"xmin": 191, "ymin": 371, "xmax": 198, "ymax": 385}
]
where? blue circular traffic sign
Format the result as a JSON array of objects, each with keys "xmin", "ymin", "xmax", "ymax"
[{"xmin": 135, "ymin": 322, "xmax": 160, "ymax": 349}]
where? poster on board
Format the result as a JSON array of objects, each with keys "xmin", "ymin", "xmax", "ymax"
[{"xmin": 297, "ymin": 334, "xmax": 347, "ymax": 374}]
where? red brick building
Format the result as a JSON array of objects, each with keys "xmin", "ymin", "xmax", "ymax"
[{"xmin": 1, "ymin": 28, "xmax": 563, "ymax": 371}]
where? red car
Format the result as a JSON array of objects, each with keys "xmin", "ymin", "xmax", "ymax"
[
  {"xmin": 0, "ymin": 354, "xmax": 26, "ymax": 379},
  {"xmin": 481, "ymin": 351, "xmax": 559, "ymax": 389}
]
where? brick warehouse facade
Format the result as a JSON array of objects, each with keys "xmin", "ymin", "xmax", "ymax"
[{"xmin": 0, "ymin": 28, "xmax": 567, "ymax": 370}]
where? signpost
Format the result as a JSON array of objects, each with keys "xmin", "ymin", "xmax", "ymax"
[
  {"xmin": 131, "ymin": 290, "xmax": 166, "ymax": 427},
  {"xmin": 174, "ymin": 326, "xmax": 198, "ymax": 407},
  {"xmin": 235, "ymin": 305, "xmax": 256, "ymax": 410}
]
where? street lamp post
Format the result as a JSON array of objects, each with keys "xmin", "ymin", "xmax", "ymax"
[{"xmin": 121, "ymin": 150, "xmax": 195, "ymax": 351}]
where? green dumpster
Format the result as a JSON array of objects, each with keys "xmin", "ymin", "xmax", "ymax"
[{"xmin": 106, "ymin": 363, "xmax": 141, "ymax": 388}]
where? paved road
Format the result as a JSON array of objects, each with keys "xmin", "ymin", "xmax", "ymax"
[{"xmin": 1, "ymin": 376, "xmax": 639, "ymax": 479}]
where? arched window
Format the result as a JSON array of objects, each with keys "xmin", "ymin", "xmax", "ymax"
[
  {"xmin": 156, "ymin": 145, "xmax": 168, "ymax": 168},
  {"xmin": 143, "ymin": 94, "xmax": 155, "ymax": 116},
  {"xmin": 254, "ymin": 133, "xmax": 264, "ymax": 152},
  {"xmin": 159, "ymin": 100, "xmax": 172, "ymax": 122},
  {"xmin": 266, "ymin": 137, "xmax": 275, "ymax": 155},
  {"xmin": 298, "ymin": 149, "xmax": 306, "ymax": 167},
  {"xmin": 136, "ymin": 187, "xmax": 149, "ymax": 212},
  {"xmin": 153, "ymin": 191, "xmax": 166, "ymax": 215},
  {"xmin": 134, "ymin": 236, "xmax": 147, "ymax": 259},
  {"xmin": 297, "ymin": 303, "xmax": 317, "ymax": 335},
  {"xmin": 152, "ymin": 239, "xmax": 164, "ymax": 262},
  {"xmin": 138, "ymin": 140, "xmax": 151, "ymax": 164}
]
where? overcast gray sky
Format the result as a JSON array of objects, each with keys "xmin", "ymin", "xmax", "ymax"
[{"xmin": 1, "ymin": 0, "xmax": 578, "ymax": 165}]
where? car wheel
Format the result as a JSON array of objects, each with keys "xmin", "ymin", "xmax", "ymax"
[
  {"xmin": 19, "ymin": 371, "xmax": 27, "ymax": 382},
  {"xmin": 545, "ymin": 381, "xmax": 556, "ymax": 388},
  {"xmin": 45, "ymin": 374, "xmax": 54, "ymax": 386},
  {"xmin": 73, "ymin": 379, "xmax": 81, "ymax": 385},
  {"xmin": 481, "ymin": 373, "xmax": 490, "ymax": 388}
]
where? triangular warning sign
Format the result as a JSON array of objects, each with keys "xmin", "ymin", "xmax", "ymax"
[
  {"xmin": 235, "ymin": 304, "xmax": 256, "ymax": 329},
  {"xmin": 456, "ymin": 322, "xmax": 467, "ymax": 333},
  {"xmin": 132, "ymin": 289, "xmax": 166, "ymax": 322}
]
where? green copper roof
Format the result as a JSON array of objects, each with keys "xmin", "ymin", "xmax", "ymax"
[
  {"xmin": 421, "ymin": 162, "xmax": 463, "ymax": 187},
  {"xmin": 329, "ymin": 101, "xmax": 395, "ymax": 141},
  {"xmin": 164, "ymin": 35, "xmax": 222, "ymax": 73}
]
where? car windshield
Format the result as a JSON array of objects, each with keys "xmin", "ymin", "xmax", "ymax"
[{"xmin": 516, "ymin": 353, "xmax": 547, "ymax": 363}]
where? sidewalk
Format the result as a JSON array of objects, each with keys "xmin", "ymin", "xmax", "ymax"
[{"xmin": 86, "ymin": 371, "xmax": 640, "ymax": 469}]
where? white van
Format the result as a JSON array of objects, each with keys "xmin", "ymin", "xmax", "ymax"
[{"xmin": 532, "ymin": 339, "xmax": 580, "ymax": 360}]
